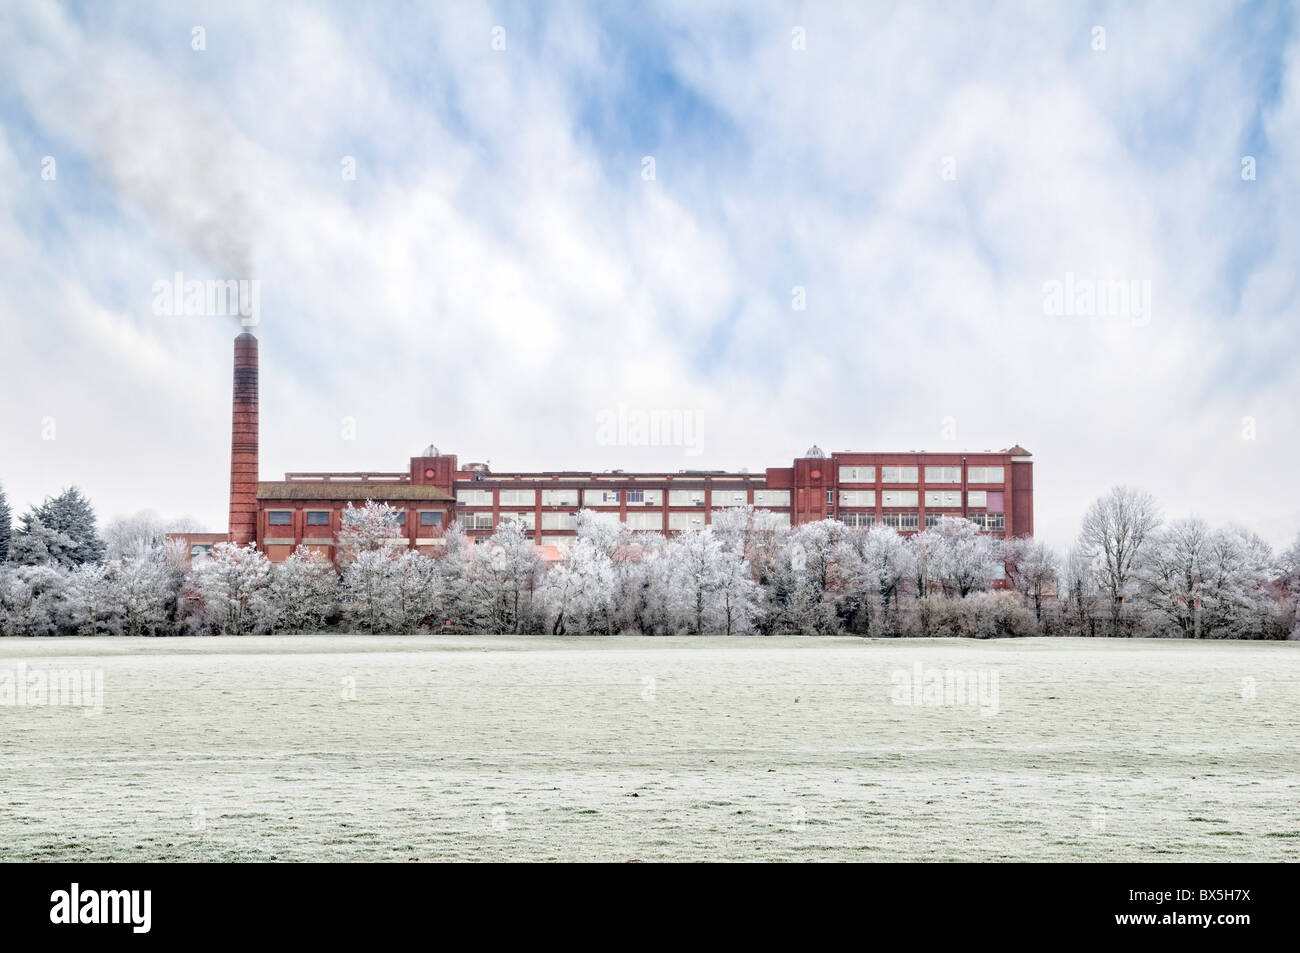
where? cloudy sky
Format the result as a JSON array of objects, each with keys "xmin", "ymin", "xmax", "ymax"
[{"xmin": 1, "ymin": 0, "xmax": 1297, "ymax": 551}]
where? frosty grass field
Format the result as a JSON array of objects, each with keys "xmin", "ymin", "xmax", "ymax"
[{"xmin": 1, "ymin": 635, "xmax": 1297, "ymax": 862}]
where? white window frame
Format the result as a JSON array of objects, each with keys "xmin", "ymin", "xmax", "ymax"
[
  {"xmin": 838, "ymin": 466, "xmax": 874, "ymax": 483},
  {"xmin": 881, "ymin": 466, "xmax": 919, "ymax": 483},
  {"xmin": 967, "ymin": 466, "xmax": 1005, "ymax": 484},
  {"xmin": 925, "ymin": 466, "xmax": 961, "ymax": 484}
]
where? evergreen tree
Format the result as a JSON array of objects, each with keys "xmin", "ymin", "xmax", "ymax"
[
  {"xmin": 13, "ymin": 487, "xmax": 106, "ymax": 567},
  {"xmin": 0, "ymin": 483, "xmax": 11, "ymax": 562}
]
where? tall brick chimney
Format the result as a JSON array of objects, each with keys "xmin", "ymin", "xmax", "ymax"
[{"xmin": 228, "ymin": 331, "xmax": 259, "ymax": 547}]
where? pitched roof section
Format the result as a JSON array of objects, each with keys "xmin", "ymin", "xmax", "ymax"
[{"xmin": 257, "ymin": 482, "xmax": 454, "ymax": 501}]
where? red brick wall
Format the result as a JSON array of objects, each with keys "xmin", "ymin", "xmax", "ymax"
[{"xmin": 228, "ymin": 333, "xmax": 258, "ymax": 547}]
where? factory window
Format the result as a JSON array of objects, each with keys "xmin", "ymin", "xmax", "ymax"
[
  {"xmin": 840, "ymin": 513, "xmax": 875, "ymax": 528},
  {"xmin": 967, "ymin": 466, "xmax": 1005, "ymax": 484},
  {"xmin": 498, "ymin": 511, "xmax": 536, "ymax": 530},
  {"xmin": 540, "ymin": 536, "xmax": 572, "ymax": 548},
  {"xmin": 838, "ymin": 466, "xmax": 874, "ymax": 483},
  {"xmin": 388, "ymin": 510, "xmax": 406, "ymax": 528},
  {"xmin": 840, "ymin": 490, "xmax": 876, "ymax": 507},
  {"xmin": 753, "ymin": 490, "xmax": 790, "ymax": 507},
  {"xmin": 457, "ymin": 489, "xmax": 493, "ymax": 506},
  {"xmin": 621, "ymin": 509, "xmax": 660, "ymax": 530},
  {"xmin": 499, "ymin": 489, "xmax": 536, "ymax": 506},
  {"xmin": 826, "ymin": 488, "xmax": 834, "ymax": 506},
  {"xmin": 541, "ymin": 489, "xmax": 579, "ymax": 506},
  {"xmin": 967, "ymin": 490, "xmax": 987, "ymax": 507},
  {"xmin": 268, "ymin": 510, "xmax": 292, "ymax": 526},
  {"xmin": 881, "ymin": 512, "xmax": 919, "ymax": 530},
  {"xmin": 542, "ymin": 512, "xmax": 579, "ymax": 530},
  {"xmin": 881, "ymin": 467, "xmax": 918, "ymax": 483},
  {"xmin": 925, "ymin": 491, "xmax": 961, "ymax": 507},
  {"xmin": 968, "ymin": 513, "xmax": 1005, "ymax": 531},
  {"xmin": 306, "ymin": 510, "xmax": 330, "ymax": 526},
  {"xmin": 668, "ymin": 512, "xmax": 705, "ymax": 531},
  {"xmin": 668, "ymin": 489, "xmax": 706, "ymax": 506},
  {"xmin": 925, "ymin": 466, "xmax": 961, "ymax": 484},
  {"xmin": 881, "ymin": 490, "xmax": 919, "ymax": 507},
  {"xmin": 584, "ymin": 489, "xmax": 620, "ymax": 506},
  {"xmin": 461, "ymin": 513, "xmax": 494, "ymax": 530},
  {"xmin": 625, "ymin": 488, "xmax": 663, "ymax": 506},
  {"xmin": 190, "ymin": 544, "xmax": 213, "ymax": 561},
  {"xmin": 419, "ymin": 511, "xmax": 443, "ymax": 527},
  {"xmin": 714, "ymin": 490, "xmax": 747, "ymax": 506}
]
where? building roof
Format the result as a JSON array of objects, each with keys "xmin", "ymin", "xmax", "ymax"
[{"xmin": 257, "ymin": 482, "xmax": 454, "ymax": 501}]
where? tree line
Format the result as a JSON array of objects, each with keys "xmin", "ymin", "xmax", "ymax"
[{"xmin": 0, "ymin": 483, "xmax": 1296, "ymax": 638}]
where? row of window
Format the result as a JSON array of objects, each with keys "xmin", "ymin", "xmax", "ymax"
[
  {"xmin": 839, "ymin": 513, "xmax": 1006, "ymax": 531},
  {"xmin": 837, "ymin": 466, "xmax": 1006, "ymax": 484},
  {"xmin": 456, "ymin": 488, "xmax": 794, "ymax": 507},
  {"xmin": 836, "ymin": 489, "xmax": 1003, "ymax": 509},
  {"xmin": 267, "ymin": 510, "xmax": 444, "ymax": 528}
]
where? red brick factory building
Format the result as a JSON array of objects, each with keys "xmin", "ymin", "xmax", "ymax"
[{"xmin": 174, "ymin": 332, "xmax": 1034, "ymax": 567}]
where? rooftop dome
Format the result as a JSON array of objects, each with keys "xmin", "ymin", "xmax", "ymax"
[
  {"xmin": 804, "ymin": 444, "xmax": 825, "ymax": 458},
  {"xmin": 421, "ymin": 443, "xmax": 441, "ymax": 457}
]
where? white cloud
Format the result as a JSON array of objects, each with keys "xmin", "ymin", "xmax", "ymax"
[{"xmin": 0, "ymin": 1, "xmax": 1296, "ymax": 554}]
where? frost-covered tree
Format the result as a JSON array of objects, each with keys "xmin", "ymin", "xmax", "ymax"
[
  {"xmin": 773, "ymin": 520, "xmax": 844, "ymax": 635},
  {"xmin": 0, "ymin": 563, "xmax": 77, "ymax": 636},
  {"xmin": 9, "ymin": 516, "xmax": 80, "ymax": 568},
  {"xmin": 1281, "ymin": 533, "xmax": 1300, "ymax": 640},
  {"xmin": 924, "ymin": 516, "xmax": 1001, "ymax": 598},
  {"xmin": 838, "ymin": 524, "xmax": 913, "ymax": 636},
  {"xmin": 0, "ymin": 483, "xmax": 11, "ymax": 562},
  {"xmin": 103, "ymin": 548, "xmax": 186, "ymax": 636},
  {"xmin": 341, "ymin": 549, "xmax": 395, "ymax": 632},
  {"xmin": 1136, "ymin": 520, "xmax": 1278, "ymax": 639},
  {"xmin": 664, "ymin": 529, "xmax": 757, "ymax": 634},
  {"xmin": 711, "ymin": 540, "xmax": 760, "ymax": 636},
  {"xmin": 336, "ymin": 500, "xmax": 404, "ymax": 561},
  {"xmin": 12, "ymin": 487, "xmax": 106, "ymax": 567},
  {"xmin": 269, "ymin": 546, "xmax": 339, "ymax": 632},
  {"xmin": 1078, "ymin": 486, "xmax": 1160, "ymax": 636},
  {"xmin": 473, "ymin": 521, "xmax": 544, "ymax": 633},
  {"xmin": 434, "ymin": 523, "xmax": 482, "ymax": 632},
  {"xmin": 192, "ymin": 542, "xmax": 273, "ymax": 634},
  {"xmin": 1197, "ymin": 526, "xmax": 1278, "ymax": 639},
  {"xmin": 1061, "ymin": 544, "xmax": 1100, "ymax": 636},
  {"xmin": 1135, "ymin": 517, "xmax": 1212, "ymax": 638},
  {"xmin": 104, "ymin": 510, "xmax": 205, "ymax": 561},
  {"xmin": 539, "ymin": 536, "xmax": 615, "ymax": 635},
  {"xmin": 1005, "ymin": 537, "xmax": 1059, "ymax": 622},
  {"xmin": 908, "ymin": 528, "xmax": 942, "ymax": 601}
]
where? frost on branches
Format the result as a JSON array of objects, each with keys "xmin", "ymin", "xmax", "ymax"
[{"xmin": 1, "ymin": 494, "xmax": 1297, "ymax": 639}]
